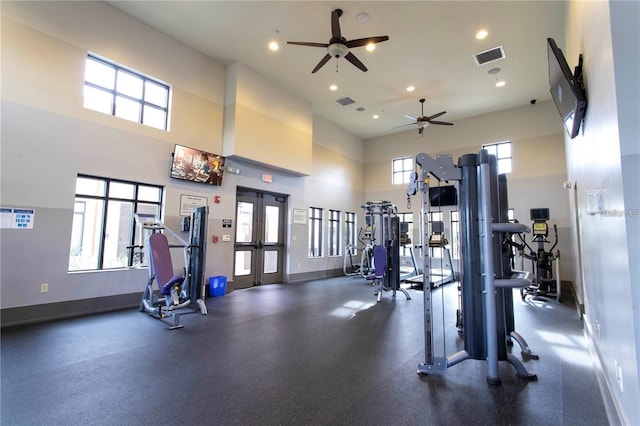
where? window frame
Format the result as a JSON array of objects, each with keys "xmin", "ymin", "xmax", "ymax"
[
  {"xmin": 482, "ymin": 141, "xmax": 512, "ymax": 174},
  {"xmin": 328, "ymin": 209, "xmax": 341, "ymax": 257},
  {"xmin": 84, "ymin": 53, "xmax": 171, "ymax": 131},
  {"xmin": 68, "ymin": 174, "xmax": 164, "ymax": 271},
  {"xmin": 308, "ymin": 207, "xmax": 323, "ymax": 258},
  {"xmin": 392, "ymin": 156, "xmax": 414, "ymax": 185},
  {"xmin": 344, "ymin": 211, "xmax": 357, "ymax": 255}
]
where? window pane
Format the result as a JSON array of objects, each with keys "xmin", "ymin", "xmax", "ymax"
[
  {"xmin": 109, "ymin": 181, "xmax": 135, "ymax": 199},
  {"xmin": 264, "ymin": 205, "xmax": 280, "ymax": 243},
  {"xmin": 235, "ymin": 251, "xmax": 252, "ymax": 276},
  {"xmin": 68, "ymin": 198, "xmax": 104, "ymax": 271},
  {"xmin": 236, "ymin": 202, "xmax": 254, "ymax": 243},
  {"xmin": 393, "ymin": 172, "xmax": 404, "ymax": 185},
  {"xmin": 497, "ymin": 142, "xmax": 511, "ymax": 159},
  {"xmin": 393, "ymin": 159, "xmax": 404, "ymax": 172},
  {"xmin": 116, "ymin": 70, "xmax": 143, "ymax": 98},
  {"xmin": 137, "ymin": 186, "xmax": 161, "ymax": 203},
  {"xmin": 115, "ymin": 96, "xmax": 141, "ymax": 122},
  {"xmin": 83, "ymin": 86, "xmax": 113, "ymax": 115},
  {"xmin": 403, "ymin": 157, "xmax": 413, "ymax": 170},
  {"xmin": 497, "ymin": 158, "xmax": 512, "ymax": 174},
  {"xmin": 145, "ymin": 81, "xmax": 168, "ymax": 107},
  {"xmin": 103, "ymin": 200, "xmax": 134, "ymax": 269},
  {"xmin": 85, "ymin": 58, "xmax": 115, "ymax": 89},
  {"xmin": 142, "ymin": 105, "xmax": 166, "ymax": 130},
  {"xmin": 263, "ymin": 250, "xmax": 278, "ymax": 274},
  {"xmin": 76, "ymin": 176, "xmax": 106, "ymax": 196},
  {"xmin": 484, "ymin": 145, "xmax": 497, "ymax": 156}
]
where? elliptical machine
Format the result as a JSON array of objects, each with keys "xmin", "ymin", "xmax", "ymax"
[{"xmin": 517, "ymin": 208, "xmax": 561, "ymax": 301}]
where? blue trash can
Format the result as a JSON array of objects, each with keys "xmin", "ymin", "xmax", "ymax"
[{"xmin": 209, "ymin": 276, "xmax": 227, "ymax": 297}]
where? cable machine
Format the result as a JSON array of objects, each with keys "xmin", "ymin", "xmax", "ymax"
[
  {"xmin": 361, "ymin": 201, "xmax": 411, "ymax": 301},
  {"xmin": 407, "ymin": 150, "xmax": 538, "ymax": 384}
]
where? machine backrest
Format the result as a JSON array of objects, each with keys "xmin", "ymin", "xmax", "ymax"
[
  {"xmin": 372, "ymin": 245, "xmax": 387, "ymax": 278},
  {"xmin": 149, "ymin": 233, "xmax": 176, "ymax": 287}
]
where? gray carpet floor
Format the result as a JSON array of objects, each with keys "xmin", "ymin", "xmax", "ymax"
[{"xmin": 1, "ymin": 277, "xmax": 609, "ymax": 425}]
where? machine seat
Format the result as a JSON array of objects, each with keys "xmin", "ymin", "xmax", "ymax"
[{"xmin": 149, "ymin": 233, "xmax": 185, "ymax": 296}]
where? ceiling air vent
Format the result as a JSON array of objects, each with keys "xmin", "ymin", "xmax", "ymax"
[
  {"xmin": 473, "ymin": 46, "xmax": 506, "ymax": 66},
  {"xmin": 336, "ymin": 97, "xmax": 356, "ymax": 106}
]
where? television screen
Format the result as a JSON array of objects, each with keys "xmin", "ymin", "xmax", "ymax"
[
  {"xmin": 170, "ymin": 144, "xmax": 225, "ymax": 186},
  {"xmin": 530, "ymin": 208, "xmax": 550, "ymax": 221},
  {"xmin": 547, "ymin": 37, "xmax": 587, "ymax": 139},
  {"xmin": 429, "ymin": 185, "xmax": 458, "ymax": 207}
]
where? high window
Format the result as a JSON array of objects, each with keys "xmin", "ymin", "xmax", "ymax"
[
  {"xmin": 392, "ymin": 156, "xmax": 414, "ymax": 185},
  {"xmin": 482, "ymin": 141, "xmax": 512, "ymax": 174},
  {"xmin": 309, "ymin": 207, "xmax": 323, "ymax": 257},
  {"xmin": 83, "ymin": 54, "xmax": 171, "ymax": 131},
  {"xmin": 328, "ymin": 209, "xmax": 341, "ymax": 256},
  {"xmin": 68, "ymin": 175, "xmax": 163, "ymax": 271}
]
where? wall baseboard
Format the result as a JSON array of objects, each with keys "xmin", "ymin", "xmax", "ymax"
[
  {"xmin": 583, "ymin": 316, "xmax": 624, "ymax": 426},
  {"xmin": 1, "ymin": 293, "xmax": 141, "ymax": 328},
  {"xmin": 287, "ymin": 269, "xmax": 344, "ymax": 283}
]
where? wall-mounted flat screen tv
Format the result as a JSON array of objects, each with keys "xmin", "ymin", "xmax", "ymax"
[
  {"xmin": 170, "ymin": 144, "xmax": 225, "ymax": 186},
  {"xmin": 429, "ymin": 185, "xmax": 458, "ymax": 207},
  {"xmin": 547, "ymin": 37, "xmax": 587, "ymax": 139}
]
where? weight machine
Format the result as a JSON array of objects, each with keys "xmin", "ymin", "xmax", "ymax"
[
  {"xmin": 360, "ymin": 201, "xmax": 411, "ymax": 301},
  {"xmin": 137, "ymin": 206, "xmax": 208, "ymax": 329},
  {"xmin": 407, "ymin": 150, "xmax": 538, "ymax": 385}
]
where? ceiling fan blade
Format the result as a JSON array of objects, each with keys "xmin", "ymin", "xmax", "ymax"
[
  {"xmin": 311, "ymin": 53, "xmax": 332, "ymax": 73},
  {"xmin": 287, "ymin": 41, "xmax": 329, "ymax": 48},
  {"xmin": 346, "ymin": 36, "xmax": 390, "ymax": 48},
  {"xmin": 427, "ymin": 111, "xmax": 447, "ymax": 120},
  {"xmin": 344, "ymin": 52, "xmax": 368, "ymax": 72},
  {"xmin": 331, "ymin": 9, "xmax": 342, "ymax": 39},
  {"xmin": 419, "ymin": 127, "xmax": 425, "ymax": 135},
  {"xmin": 393, "ymin": 123, "xmax": 418, "ymax": 129},
  {"xmin": 428, "ymin": 120, "xmax": 454, "ymax": 126},
  {"xmin": 404, "ymin": 114, "xmax": 418, "ymax": 121}
]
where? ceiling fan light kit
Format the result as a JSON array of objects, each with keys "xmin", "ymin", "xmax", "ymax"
[{"xmin": 287, "ymin": 8, "xmax": 389, "ymax": 73}]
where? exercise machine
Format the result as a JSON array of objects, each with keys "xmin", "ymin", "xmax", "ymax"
[
  {"xmin": 138, "ymin": 206, "xmax": 208, "ymax": 329},
  {"xmin": 517, "ymin": 208, "xmax": 561, "ymax": 301},
  {"xmin": 407, "ymin": 150, "xmax": 538, "ymax": 385},
  {"xmin": 361, "ymin": 201, "xmax": 411, "ymax": 302}
]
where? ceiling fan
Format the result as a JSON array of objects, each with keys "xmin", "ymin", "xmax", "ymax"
[
  {"xmin": 287, "ymin": 8, "xmax": 389, "ymax": 73},
  {"xmin": 395, "ymin": 98, "xmax": 454, "ymax": 135}
]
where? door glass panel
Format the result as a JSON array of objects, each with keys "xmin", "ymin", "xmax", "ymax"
[
  {"xmin": 235, "ymin": 251, "xmax": 252, "ymax": 276},
  {"xmin": 236, "ymin": 202, "xmax": 254, "ymax": 243},
  {"xmin": 264, "ymin": 250, "xmax": 278, "ymax": 274},
  {"xmin": 264, "ymin": 205, "xmax": 280, "ymax": 243}
]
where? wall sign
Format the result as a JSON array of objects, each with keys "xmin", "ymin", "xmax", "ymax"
[
  {"xmin": 293, "ymin": 208, "xmax": 307, "ymax": 225},
  {"xmin": 222, "ymin": 219, "xmax": 232, "ymax": 228},
  {"xmin": 1, "ymin": 207, "xmax": 35, "ymax": 229},
  {"xmin": 180, "ymin": 194, "xmax": 208, "ymax": 216}
]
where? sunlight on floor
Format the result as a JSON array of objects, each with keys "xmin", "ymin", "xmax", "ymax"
[
  {"xmin": 535, "ymin": 329, "xmax": 593, "ymax": 368},
  {"xmin": 330, "ymin": 300, "xmax": 377, "ymax": 318}
]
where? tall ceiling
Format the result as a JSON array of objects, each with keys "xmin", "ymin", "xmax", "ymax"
[{"xmin": 108, "ymin": 1, "xmax": 567, "ymax": 140}]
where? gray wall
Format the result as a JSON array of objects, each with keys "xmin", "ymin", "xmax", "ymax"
[{"xmin": 564, "ymin": 0, "xmax": 639, "ymax": 423}]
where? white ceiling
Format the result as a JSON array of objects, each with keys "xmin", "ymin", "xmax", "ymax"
[{"xmin": 107, "ymin": 1, "xmax": 567, "ymax": 140}]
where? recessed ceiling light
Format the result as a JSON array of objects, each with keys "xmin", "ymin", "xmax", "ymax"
[
  {"xmin": 268, "ymin": 40, "xmax": 279, "ymax": 51},
  {"xmin": 329, "ymin": 84, "xmax": 338, "ymax": 91},
  {"xmin": 366, "ymin": 43, "xmax": 376, "ymax": 52},
  {"xmin": 476, "ymin": 30, "xmax": 488, "ymax": 40},
  {"xmin": 372, "ymin": 114, "xmax": 379, "ymax": 119},
  {"xmin": 495, "ymin": 80, "xmax": 506, "ymax": 87},
  {"xmin": 406, "ymin": 86, "xmax": 415, "ymax": 92}
]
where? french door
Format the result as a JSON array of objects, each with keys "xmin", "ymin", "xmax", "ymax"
[{"xmin": 233, "ymin": 188, "xmax": 287, "ymax": 288}]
